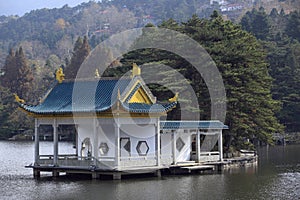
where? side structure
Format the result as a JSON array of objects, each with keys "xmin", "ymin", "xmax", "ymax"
[{"xmin": 18, "ymin": 64, "xmax": 228, "ymax": 179}]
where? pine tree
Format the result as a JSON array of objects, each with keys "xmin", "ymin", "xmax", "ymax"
[
  {"xmin": 0, "ymin": 47, "xmax": 33, "ymax": 100},
  {"xmin": 64, "ymin": 36, "xmax": 91, "ymax": 79},
  {"xmin": 121, "ymin": 13, "xmax": 283, "ymax": 149},
  {"xmin": 0, "ymin": 85, "xmax": 14, "ymax": 139},
  {"xmin": 1, "ymin": 49, "xmax": 17, "ymax": 89},
  {"xmin": 285, "ymin": 11, "xmax": 300, "ymax": 42},
  {"xmin": 15, "ymin": 47, "xmax": 34, "ymax": 100},
  {"xmin": 240, "ymin": 8, "xmax": 271, "ymax": 40},
  {"xmin": 0, "ymin": 47, "xmax": 34, "ymax": 137}
]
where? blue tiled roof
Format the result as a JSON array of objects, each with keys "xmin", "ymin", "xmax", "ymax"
[
  {"xmin": 20, "ymin": 79, "xmax": 176, "ymax": 115},
  {"xmin": 121, "ymin": 102, "xmax": 177, "ymax": 113},
  {"xmin": 160, "ymin": 121, "xmax": 228, "ymax": 130}
]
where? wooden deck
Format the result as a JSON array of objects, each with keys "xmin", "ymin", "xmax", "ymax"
[{"xmin": 26, "ymin": 155, "xmax": 258, "ymax": 180}]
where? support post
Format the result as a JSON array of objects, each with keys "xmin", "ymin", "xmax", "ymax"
[
  {"xmin": 92, "ymin": 172, "xmax": 99, "ymax": 179},
  {"xmin": 53, "ymin": 119, "xmax": 58, "ymax": 166},
  {"xmin": 93, "ymin": 118, "xmax": 99, "ymax": 166},
  {"xmin": 196, "ymin": 129, "xmax": 201, "ymax": 163},
  {"xmin": 52, "ymin": 170, "xmax": 59, "ymax": 177},
  {"xmin": 75, "ymin": 124, "xmax": 78, "ymax": 156},
  {"xmin": 154, "ymin": 170, "xmax": 161, "ymax": 177},
  {"xmin": 33, "ymin": 169, "xmax": 40, "ymax": 178},
  {"xmin": 172, "ymin": 130, "xmax": 176, "ymax": 164},
  {"xmin": 113, "ymin": 173, "xmax": 121, "ymax": 180},
  {"xmin": 34, "ymin": 119, "xmax": 40, "ymax": 166},
  {"xmin": 218, "ymin": 130, "xmax": 223, "ymax": 161},
  {"xmin": 156, "ymin": 120, "xmax": 161, "ymax": 166},
  {"xmin": 114, "ymin": 121, "xmax": 120, "ymax": 170}
]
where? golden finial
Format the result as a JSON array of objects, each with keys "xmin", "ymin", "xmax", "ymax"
[
  {"xmin": 56, "ymin": 67, "xmax": 65, "ymax": 83},
  {"xmin": 95, "ymin": 69, "xmax": 100, "ymax": 78},
  {"xmin": 132, "ymin": 63, "xmax": 141, "ymax": 77},
  {"xmin": 14, "ymin": 93, "xmax": 25, "ymax": 104},
  {"xmin": 168, "ymin": 92, "xmax": 179, "ymax": 102}
]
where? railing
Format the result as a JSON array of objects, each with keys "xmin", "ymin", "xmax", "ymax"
[
  {"xmin": 190, "ymin": 151, "xmax": 220, "ymax": 162},
  {"xmin": 38, "ymin": 154, "xmax": 96, "ymax": 168},
  {"xmin": 200, "ymin": 151, "xmax": 220, "ymax": 162},
  {"xmin": 120, "ymin": 156, "xmax": 157, "ymax": 167},
  {"xmin": 37, "ymin": 154, "xmax": 160, "ymax": 169}
]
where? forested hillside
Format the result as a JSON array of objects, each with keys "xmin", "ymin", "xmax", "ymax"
[
  {"xmin": 0, "ymin": 0, "xmax": 299, "ymax": 148},
  {"xmin": 240, "ymin": 7, "xmax": 300, "ymax": 131},
  {"xmin": 0, "ymin": 0, "xmax": 299, "ymax": 67}
]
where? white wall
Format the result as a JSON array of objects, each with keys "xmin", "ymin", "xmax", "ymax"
[
  {"xmin": 120, "ymin": 124, "xmax": 156, "ymax": 157},
  {"xmin": 97, "ymin": 124, "xmax": 115, "ymax": 157},
  {"xmin": 161, "ymin": 133, "xmax": 172, "ymax": 156},
  {"xmin": 76, "ymin": 117, "xmax": 158, "ymax": 159},
  {"xmin": 161, "ymin": 130, "xmax": 192, "ymax": 163},
  {"xmin": 176, "ymin": 130, "xmax": 191, "ymax": 162},
  {"xmin": 77, "ymin": 123, "xmax": 93, "ymax": 156}
]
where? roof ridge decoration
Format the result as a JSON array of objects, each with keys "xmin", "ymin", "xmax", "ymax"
[
  {"xmin": 14, "ymin": 93, "xmax": 25, "ymax": 104},
  {"xmin": 132, "ymin": 63, "xmax": 141, "ymax": 77},
  {"xmin": 169, "ymin": 92, "xmax": 179, "ymax": 103},
  {"xmin": 55, "ymin": 67, "xmax": 65, "ymax": 84},
  {"xmin": 120, "ymin": 64, "xmax": 157, "ymax": 104},
  {"xmin": 95, "ymin": 69, "xmax": 100, "ymax": 78}
]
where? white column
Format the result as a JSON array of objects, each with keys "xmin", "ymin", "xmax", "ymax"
[
  {"xmin": 114, "ymin": 121, "xmax": 120, "ymax": 170},
  {"xmin": 93, "ymin": 118, "xmax": 99, "ymax": 161},
  {"xmin": 218, "ymin": 130, "xmax": 223, "ymax": 161},
  {"xmin": 196, "ymin": 129, "xmax": 201, "ymax": 163},
  {"xmin": 34, "ymin": 118, "xmax": 39, "ymax": 166},
  {"xmin": 172, "ymin": 130, "xmax": 176, "ymax": 164},
  {"xmin": 156, "ymin": 120, "xmax": 161, "ymax": 166},
  {"xmin": 75, "ymin": 124, "xmax": 78, "ymax": 156},
  {"xmin": 53, "ymin": 119, "xmax": 58, "ymax": 166}
]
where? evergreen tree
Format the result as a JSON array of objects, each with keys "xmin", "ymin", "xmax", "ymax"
[
  {"xmin": 240, "ymin": 8, "xmax": 271, "ymax": 40},
  {"xmin": 1, "ymin": 49, "xmax": 17, "ymax": 89},
  {"xmin": 64, "ymin": 36, "xmax": 91, "ymax": 79},
  {"xmin": 285, "ymin": 11, "xmax": 300, "ymax": 42},
  {"xmin": 15, "ymin": 47, "xmax": 34, "ymax": 100},
  {"xmin": 121, "ymin": 13, "xmax": 282, "ymax": 149},
  {"xmin": 1, "ymin": 47, "xmax": 33, "ymax": 100},
  {"xmin": 183, "ymin": 14, "xmax": 282, "ymax": 148},
  {"xmin": 0, "ymin": 47, "xmax": 34, "ymax": 138},
  {"xmin": 266, "ymin": 37, "xmax": 300, "ymax": 131},
  {"xmin": 0, "ymin": 86, "xmax": 13, "ymax": 139}
]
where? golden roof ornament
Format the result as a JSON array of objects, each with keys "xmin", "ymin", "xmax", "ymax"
[
  {"xmin": 132, "ymin": 63, "xmax": 141, "ymax": 77},
  {"xmin": 56, "ymin": 67, "xmax": 65, "ymax": 83},
  {"xmin": 95, "ymin": 69, "xmax": 100, "ymax": 78},
  {"xmin": 14, "ymin": 93, "xmax": 25, "ymax": 104},
  {"xmin": 168, "ymin": 92, "xmax": 179, "ymax": 102}
]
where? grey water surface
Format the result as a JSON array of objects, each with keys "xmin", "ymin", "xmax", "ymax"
[{"xmin": 0, "ymin": 141, "xmax": 299, "ymax": 200}]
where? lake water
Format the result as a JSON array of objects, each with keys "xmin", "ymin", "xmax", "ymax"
[{"xmin": 0, "ymin": 141, "xmax": 299, "ymax": 200}]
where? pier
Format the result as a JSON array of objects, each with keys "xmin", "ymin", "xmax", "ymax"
[{"xmin": 26, "ymin": 155, "xmax": 257, "ymax": 180}]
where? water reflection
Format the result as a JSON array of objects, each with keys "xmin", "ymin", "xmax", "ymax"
[{"xmin": 0, "ymin": 141, "xmax": 299, "ymax": 200}]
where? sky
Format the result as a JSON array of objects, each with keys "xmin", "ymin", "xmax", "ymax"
[{"xmin": 0, "ymin": 0, "xmax": 91, "ymax": 16}]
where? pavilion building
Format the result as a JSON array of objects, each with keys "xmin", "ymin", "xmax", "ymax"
[{"xmin": 18, "ymin": 64, "xmax": 228, "ymax": 179}]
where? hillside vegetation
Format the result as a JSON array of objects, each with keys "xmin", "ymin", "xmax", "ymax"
[{"xmin": 0, "ymin": 0, "xmax": 299, "ymax": 148}]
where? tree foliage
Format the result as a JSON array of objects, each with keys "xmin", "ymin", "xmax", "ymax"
[
  {"xmin": 0, "ymin": 47, "xmax": 34, "ymax": 137},
  {"xmin": 64, "ymin": 36, "xmax": 91, "ymax": 79},
  {"xmin": 285, "ymin": 11, "xmax": 300, "ymax": 42},
  {"xmin": 240, "ymin": 7, "xmax": 270, "ymax": 40},
  {"xmin": 1, "ymin": 47, "xmax": 34, "ymax": 100},
  {"xmin": 121, "ymin": 13, "xmax": 282, "ymax": 148},
  {"xmin": 240, "ymin": 8, "xmax": 300, "ymax": 132}
]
